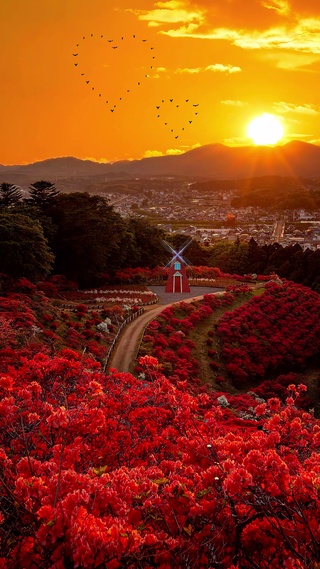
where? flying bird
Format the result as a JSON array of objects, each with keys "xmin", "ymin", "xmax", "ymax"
[
  {"xmin": 74, "ymin": 63, "xmax": 78, "ymax": 66},
  {"xmin": 142, "ymin": 39, "xmax": 147, "ymax": 42},
  {"xmin": 186, "ymin": 99, "xmax": 189, "ymax": 102},
  {"xmin": 72, "ymin": 53, "xmax": 78, "ymax": 56},
  {"xmin": 91, "ymin": 34, "xmax": 93, "ymax": 37},
  {"xmin": 137, "ymin": 82, "xmax": 140, "ymax": 85},
  {"xmin": 156, "ymin": 106, "xmax": 160, "ymax": 109},
  {"xmin": 157, "ymin": 115, "xmax": 160, "ymax": 118},
  {"xmin": 164, "ymin": 122, "xmax": 167, "ymax": 125},
  {"xmin": 150, "ymin": 47, "xmax": 154, "ymax": 50},
  {"xmin": 133, "ymin": 35, "xmax": 136, "ymax": 38},
  {"xmin": 176, "ymin": 105, "xmax": 179, "ymax": 107},
  {"xmin": 171, "ymin": 129, "xmax": 174, "ymax": 132},
  {"xmin": 92, "ymin": 87, "xmax": 94, "ymax": 90},
  {"xmin": 195, "ymin": 112, "xmax": 198, "ymax": 115},
  {"xmin": 101, "ymin": 35, "xmax": 103, "ymax": 38},
  {"xmin": 81, "ymin": 73, "xmax": 85, "ymax": 75},
  {"xmin": 193, "ymin": 104, "xmax": 199, "ymax": 107},
  {"xmin": 112, "ymin": 46, "xmax": 118, "ymax": 49},
  {"xmin": 108, "ymin": 40, "xmax": 113, "ymax": 42},
  {"xmin": 99, "ymin": 94, "xmax": 101, "ymax": 97},
  {"xmin": 110, "ymin": 109, "xmax": 114, "ymax": 112},
  {"xmin": 86, "ymin": 80, "xmax": 90, "ymax": 83},
  {"xmin": 170, "ymin": 99, "xmax": 173, "ymax": 102},
  {"xmin": 127, "ymin": 89, "xmax": 130, "ymax": 92},
  {"xmin": 175, "ymin": 136, "xmax": 179, "ymax": 139},
  {"xmin": 189, "ymin": 121, "xmax": 192, "ymax": 124}
]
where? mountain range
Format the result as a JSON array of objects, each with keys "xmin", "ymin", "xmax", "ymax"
[{"xmin": 1, "ymin": 141, "xmax": 320, "ymax": 189}]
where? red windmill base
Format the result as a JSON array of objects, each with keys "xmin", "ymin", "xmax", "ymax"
[
  {"xmin": 163, "ymin": 239, "xmax": 191, "ymax": 293},
  {"xmin": 165, "ymin": 261, "xmax": 190, "ymax": 293}
]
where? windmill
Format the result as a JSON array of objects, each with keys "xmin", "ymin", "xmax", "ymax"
[{"xmin": 162, "ymin": 239, "xmax": 192, "ymax": 293}]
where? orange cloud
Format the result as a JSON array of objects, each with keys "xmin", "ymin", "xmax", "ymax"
[
  {"xmin": 128, "ymin": 1, "xmax": 205, "ymax": 27},
  {"xmin": 133, "ymin": 1, "xmax": 320, "ymax": 57},
  {"xmin": 221, "ymin": 100, "xmax": 248, "ymax": 107},
  {"xmin": 166, "ymin": 148, "xmax": 184, "ymax": 155},
  {"xmin": 272, "ymin": 102, "xmax": 319, "ymax": 114},
  {"xmin": 262, "ymin": 0, "xmax": 290, "ymax": 15},
  {"xmin": 175, "ymin": 64, "xmax": 241, "ymax": 74},
  {"xmin": 205, "ymin": 64, "xmax": 241, "ymax": 73}
]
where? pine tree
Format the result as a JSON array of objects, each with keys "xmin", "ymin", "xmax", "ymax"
[
  {"xmin": 28, "ymin": 180, "xmax": 60, "ymax": 210},
  {"xmin": 0, "ymin": 182, "xmax": 23, "ymax": 207}
]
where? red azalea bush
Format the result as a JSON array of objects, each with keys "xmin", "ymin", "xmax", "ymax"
[
  {"xmin": 137, "ymin": 295, "xmax": 229, "ymax": 386},
  {"xmin": 0, "ymin": 353, "xmax": 319, "ymax": 568},
  {"xmin": 216, "ymin": 281, "xmax": 320, "ymax": 386}
]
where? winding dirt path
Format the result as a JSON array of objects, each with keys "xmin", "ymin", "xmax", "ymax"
[{"xmin": 108, "ymin": 290, "xmax": 221, "ymax": 373}]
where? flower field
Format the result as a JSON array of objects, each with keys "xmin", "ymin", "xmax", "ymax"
[{"xmin": 0, "ymin": 276, "xmax": 319, "ymax": 568}]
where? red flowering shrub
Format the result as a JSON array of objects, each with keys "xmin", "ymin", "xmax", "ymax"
[
  {"xmin": 217, "ymin": 281, "xmax": 320, "ymax": 386},
  {"xmin": 0, "ymin": 354, "xmax": 319, "ymax": 568}
]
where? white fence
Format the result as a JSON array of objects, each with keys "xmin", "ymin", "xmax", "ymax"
[{"xmin": 103, "ymin": 307, "xmax": 145, "ymax": 371}]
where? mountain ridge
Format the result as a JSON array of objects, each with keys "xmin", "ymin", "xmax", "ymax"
[{"xmin": 1, "ymin": 141, "xmax": 319, "ymax": 185}]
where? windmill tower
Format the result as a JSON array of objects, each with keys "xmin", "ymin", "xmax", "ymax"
[{"xmin": 163, "ymin": 239, "xmax": 192, "ymax": 293}]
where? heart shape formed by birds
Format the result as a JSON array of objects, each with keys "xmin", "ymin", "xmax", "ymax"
[
  {"xmin": 72, "ymin": 34, "xmax": 156, "ymax": 113},
  {"xmin": 154, "ymin": 98, "xmax": 200, "ymax": 139}
]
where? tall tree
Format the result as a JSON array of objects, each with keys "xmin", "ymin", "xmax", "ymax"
[
  {"xmin": 49, "ymin": 192, "xmax": 125, "ymax": 286},
  {"xmin": 0, "ymin": 212, "xmax": 54, "ymax": 280},
  {"xmin": 28, "ymin": 180, "xmax": 60, "ymax": 210},
  {"xmin": 122, "ymin": 217, "xmax": 167, "ymax": 268},
  {"xmin": 0, "ymin": 182, "xmax": 23, "ymax": 207}
]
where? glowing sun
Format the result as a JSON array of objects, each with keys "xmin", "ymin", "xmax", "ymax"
[{"xmin": 247, "ymin": 113, "xmax": 284, "ymax": 145}]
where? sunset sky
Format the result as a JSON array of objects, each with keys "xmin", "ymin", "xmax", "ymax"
[{"xmin": 1, "ymin": 0, "xmax": 320, "ymax": 165}]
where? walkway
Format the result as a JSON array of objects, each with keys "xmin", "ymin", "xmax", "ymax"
[{"xmin": 108, "ymin": 286, "xmax": 222, "ymax": 373}]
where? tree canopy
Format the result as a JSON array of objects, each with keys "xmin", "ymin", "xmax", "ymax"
[
  {"xmin": 0, "ymin": 182, "xmax": 23, "ymax": 208},
  {"xmin": 0, "ymin": 212, "xmax": 53, "ymax": 280}
]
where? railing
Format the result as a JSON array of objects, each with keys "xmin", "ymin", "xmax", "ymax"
[{"xmin": 103, "ymin": 307, "xmax": 145, "ymax": 372}]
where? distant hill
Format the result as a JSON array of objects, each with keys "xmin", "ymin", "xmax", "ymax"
[{"xmin": 1, "ymin": 141, "xmax": 320, "ymax": 189}]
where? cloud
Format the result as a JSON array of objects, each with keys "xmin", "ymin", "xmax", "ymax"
[
  {"xmin": 205, "ymin": 64, "xmax": 241, "ymax": 73},
  {"xmin": 166, "ymin": 148, "xmax": 184, "ymax": 155},
  {"xmin": 175, "ymin": 67, "xmax": 202, "ymax": 74},
  {"xmin": 261, "ymin": 0, "xmax": 290, "ymax": 15},
  {"xmin": 127, "ymin": 1, "xmax": 205, "ymax": 27},
  {"xmin": 143, "ymin": 150, "xmax": 164, "ymax": 158},
  {"xmin": 143, "ymin": 147, "xmax": 185, "ymax": 158},
  {"xmin": 223, "ymin": 137, "xmax": 251, "ymax": 146},
  {"xmin": 221, "ymin": 100, "xmax": 248, "ymax": 107},
  {"xmin": 84, "ymin": 157, "xmax": 110, "ymax": 163},
  {"xmin": 175, "ymin": 64, "xmax": 241, "ymax": 74},
  {"xmin": 273, "ymin": 101, "xmax": 319, "ymax": 114},
  {"xmin": 262, "ymin": 52, "xmax": 320, "ymax": 70},
  {"xmin": 228, "ymin": 21, "xmax": 320, "ymax": 53},
  {"xmin": 135, "ymin": 0, "xmax": 320, "ymax": 56}
]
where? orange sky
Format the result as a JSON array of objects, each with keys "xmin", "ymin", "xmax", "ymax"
[{"xmin": 1, "ymin": 0, "xmax": 320, "ymax": 165}]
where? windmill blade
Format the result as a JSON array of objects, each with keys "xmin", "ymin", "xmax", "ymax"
[
  {"xmin": 162, "ymin": 239, "xmax": 176, "ymax": 255},
  {"xmin": 181, "ymin": 255, "xmax": 193, "ymax": 267},
  {"xmin": 179, "ymin": 238, "xmax": 193, "ymax": 254}
]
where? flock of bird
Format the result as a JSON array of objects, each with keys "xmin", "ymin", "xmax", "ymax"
[
  {"xmin": 72, "ymin": 34, "xmax": 200, "ymax": 139},
  {"xmin": 154, "ymin": 99, "xmax": 200, "ymax": 139},
  {"xmin": 72, "ymin": 34, "xmax": 155, "ymax": 113}
]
